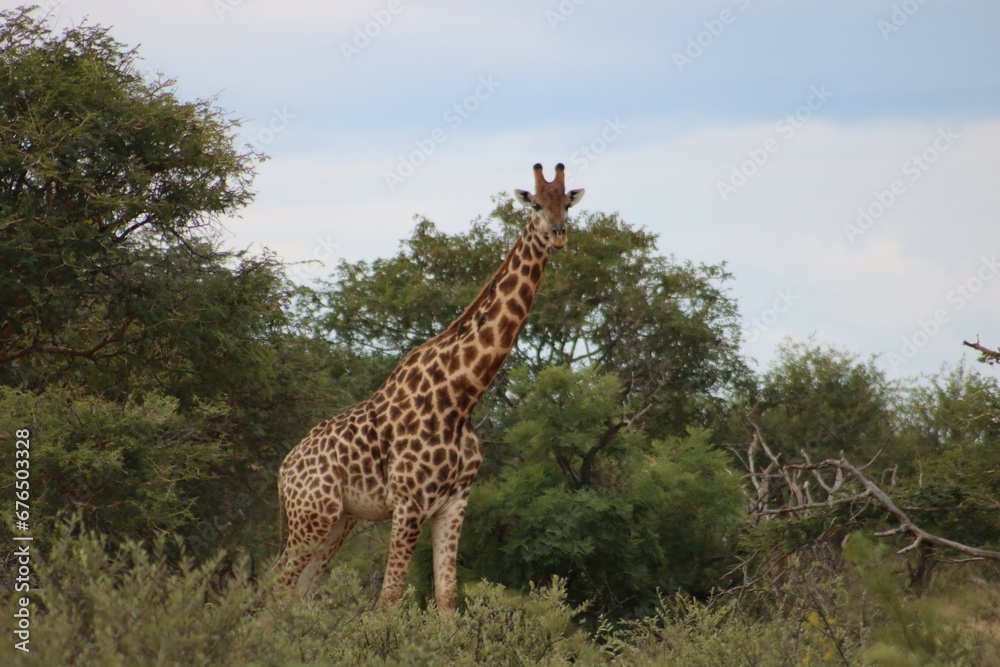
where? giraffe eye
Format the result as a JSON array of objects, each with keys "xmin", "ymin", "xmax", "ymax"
[{"xmin": 531, "ymin": 203, "xmax": 542, "ymax": 211}]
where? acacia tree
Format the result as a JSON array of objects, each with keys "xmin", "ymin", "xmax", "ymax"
[
  {"xmin": 0, "ymin": 7, "xmax": 276, "ymax": 405},
  {"xmin": 0, "ymin": 8, "xmax": 328, "ymax": 565},
  {"xmin": 302, "ymin": 197, "xmax": 751, "ymax": 618},
  {"xmin": 303, "ymin": 195, "xmax": 750, "ymax": 451}
]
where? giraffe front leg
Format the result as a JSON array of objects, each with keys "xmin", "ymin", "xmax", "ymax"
[
  {"xmin": 377, "ymin": 501, "xmax": 427, "ymax": 610},
  {"xmin": 430, "ymin": 491, "xmax": 470, "ymax": 615}
]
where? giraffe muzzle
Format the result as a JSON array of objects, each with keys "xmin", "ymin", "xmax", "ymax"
[{"xmin": 550, "ymin": 226, "xmax": 567, "ymax": 249}]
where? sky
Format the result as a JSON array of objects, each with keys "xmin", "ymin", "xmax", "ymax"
[{"xmin": 33, "ymin": 0, "xmax": 1000, "ymax": 382}]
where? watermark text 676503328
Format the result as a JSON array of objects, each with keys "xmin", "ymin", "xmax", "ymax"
[{"xmin": 12, "ymin": 428, "xmax": 34, "ymax": 653}]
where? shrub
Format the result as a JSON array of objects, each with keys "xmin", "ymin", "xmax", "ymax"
[
  {"xmin": 4, "ymin": 517, "xmax": 601, "ymax": 666},
  {"xmin": 1, "ymin": 519, "xmax": 259, "ymax": 667}
]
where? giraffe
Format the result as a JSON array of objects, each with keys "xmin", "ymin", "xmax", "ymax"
[{"xmin": 272, "ymin": 163, "xmax": 585, "ymax": 614}]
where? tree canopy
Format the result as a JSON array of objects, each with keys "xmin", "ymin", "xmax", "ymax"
[
  {"xmin": 752, "ymin": 339, "xmax": 897, "ymax": 462},
  {"xmin": 303, "ymin": 195, "xmax": 751, "ymax": 454},
  {"xmin": 0, "ymin": 6, "xmax": 274, "ymax": 407},
  {"xmin": 0, "ymin": 7, "xmax": 329, "ymax": 562}
]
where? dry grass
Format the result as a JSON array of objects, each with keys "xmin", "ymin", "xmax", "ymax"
[{"xmin": 930, "ymin": 568, "xmax": 1000, "ymax": 660}]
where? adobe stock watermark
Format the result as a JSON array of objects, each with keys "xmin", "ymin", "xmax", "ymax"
[
  {"xmin": 742, "ymin": 288, "xmax": 798, "ymax": 343},
  {"xmin": 673, "ymin": 0, "xmax": 751, "ymax": 74},
  {"xmin": 11, "ymin": 429, "xmax": 33, "ymax": 653},
  {"xmin": 383, "ymin": 75, "xmax": 501, "ymax": 192},
  {"xmin": 878, "ymin": 0, "xmax": 931, "ymax": 40},
  {"xmin": 212, "ymin": 0, "xmax": 246, "ymax": 20},
  {"xmin": 546, "ymin": 0, "xmax": 588, "ymax": 31},
  {"xmin": 566, "ymin": 118, "xmax": 628, "ymax": 182},
  {"xmin": 842, "ymin": 126, "xmax": 958, "ymax": 244},
  {"xmin": 716, "ymin": 85, "xmax": 833, "ymax": 203},
  {"xmin": 887, "ymin": 254, "xmax": 999, "ymax": 371},
  {"xmin": 286, "ymin": 234, "xmax": 341, "ymax": 285},
  {"xmin": 340, "ymin": 0, "xmax": 406, "ymax": 62},
  {"xmin": 251, "ymin": 107, "xmax": 295, "ymax": 149}
]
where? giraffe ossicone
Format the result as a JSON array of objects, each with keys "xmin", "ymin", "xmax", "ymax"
[{"xmin": 272, "ymin": 163, "xmax": 585, "ymax": 614}]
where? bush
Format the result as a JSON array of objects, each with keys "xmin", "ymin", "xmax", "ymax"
[
  {"xmin": 4, "ymin": 518, "xmax": 601, "ymax": 666},
  {"xmin": 1, "ymin": 519, "xmax": 259, "ymax": 667},
  {"xmin": 9, "ymin": 518, "xmax": 999, "ymax": 666},
  {"xmin": 456, "ymin": 366, "xmax": 747, "ymax": 623},
  {"xmin": 605, "ymin": 595, "xmax": 851, "ymax": 667},
  {"xmin": 0, "ymin": 386, "xmax": 228, "ymax": 559},
  {"xmin": 845, "ymin": 534, "xmax": 1000, "ymax": 667}
]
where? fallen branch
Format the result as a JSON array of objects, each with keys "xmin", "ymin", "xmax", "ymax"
[
  {"xmin": 737, "ymin": 421, "xmax": 1000, "ymax": 563},
  {"xmin": 756, "ymin": 492, "xmax": 870, "ymax": 517},
  {"xmin": 822, "ymin": 456, "xmax": 1000, "ymax": 561}
]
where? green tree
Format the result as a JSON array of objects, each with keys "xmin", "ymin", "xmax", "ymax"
[
  {"xmin": 0, "ymin": 8, "xmax": 342, "ymax": 570},
  {"xmin": 0, "ymin": 6, "xmax": 272, "ymax": 407},
  {"xmin": 892, "ymin": 364, "xmax": 1000, "ymax": 586},
  {"xmin": 732, "ymin": 356, "xmax": 1000, "ymax": 593},
  {"xmin": 902, "ymin": 362, "xmax": 1000, "ymax": 449},
  {"xmin": 303, "ymin": 196, "xmax": 750, "ymax": 468},
  {"xmin": 752, "ymin": 339, "xmax": 897, "ymax": 462},
  {"xmin": 414, "ymin": 365, "xmax": 746, "ymax": 622},
  {"xmin": 721, "ymin": 339, "xmax": 901, "ymax": 564}
]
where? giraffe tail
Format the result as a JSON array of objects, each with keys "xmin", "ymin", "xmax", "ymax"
[
  {"xmin": 276, "ymin": 470, "xmax": 286, "ymax": 560},
  {"xmin": 270, "ymin": 470, "xmax": 287, "ymax": 585},
  {"xmin": 258, "ymin": 469, "xmax": 287, "ymax": 607}
]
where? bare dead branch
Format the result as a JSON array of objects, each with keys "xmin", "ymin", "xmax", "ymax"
[
  {"xmin": 756, "ymin": 492, "xmax": 870, "ymax": 516},
  {"xmin": 737, "ymin": 420, "xmax": 1000, "ymax": 563},
  {"xmin": 823, "ymin": 456, "xmax": 1000, "ymax": 561},
  {"xmin": 750, "ymin": 420, "xmax": 803, "ymax": 505},
  {"xmin": 963, "ymin": 337, "xmax": 1000, "ymax": 364}
]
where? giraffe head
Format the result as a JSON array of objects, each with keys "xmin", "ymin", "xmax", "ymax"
[{"xmin": 514, "ymin": 163, "xmax": 585, "ymax": 250}]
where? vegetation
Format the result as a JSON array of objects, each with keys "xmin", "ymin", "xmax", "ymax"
[
  {"xmin": 1, "ymin": 6, "xmax": 998, "ymax": 666},
  {"xmin": 2, "ymin": 522, "xmax": 998, "ymax": 666}
]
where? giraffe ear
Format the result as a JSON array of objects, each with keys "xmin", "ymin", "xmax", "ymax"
[
  {"xmin": 567, "ymin": 189, "xmax": 585, "ymax": 208},
  {"xmin": 514, "ymin": 190, "xmax": 534, "ymax": 208}
]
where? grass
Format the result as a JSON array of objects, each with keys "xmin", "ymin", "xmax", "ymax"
[{"xmin": 2, "ymin": 523, "xmax": 998, "ymax": 666}]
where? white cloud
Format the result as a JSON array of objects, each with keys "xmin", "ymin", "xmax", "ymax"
[{"xmin": 220, "ymin": 118, "xmax": 1000, "ymax": 380}]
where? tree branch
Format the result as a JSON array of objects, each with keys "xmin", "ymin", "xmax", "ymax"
[
  {"xmin": 579, "ymin": 421, "xmax": 624, "ymax": 487},
  {"xmin": 555, "ymin": 454, "xmax": 581, "ymax": 489},
  {"xmin": 823, "ymin": 456, "xmax": 1000, "ymax": 561},
  {"xmin": 738, "ymin": 421, "xmax": 1000, "ymax": 562},
  {"xmin": 756, "ymin": 492, "xmax": 871, "ymax": 516},
  {"xmin": 0, "ymin": 320, "xmax": 130, "ymax": 367},
  {"xmin": 963, "ymin": 337, "xmax": 1000, "ymax": 365}
]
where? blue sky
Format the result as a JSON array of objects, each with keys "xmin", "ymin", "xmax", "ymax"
[{"xmin": 40, "ymin": 0, "xmax": 1000, "ymax": 380}]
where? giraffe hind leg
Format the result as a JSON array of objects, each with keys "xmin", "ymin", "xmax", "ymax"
[
  {"xmin": 276, "ymin": 502, "xmax": 356, "ymax": 599},
  {"xmin": 295, "ymin": 514, "xmax": 357, "ymax": 598},
  {"xmin": 430, "ymin": 493, "xmax": 470, "ymax": 615}
]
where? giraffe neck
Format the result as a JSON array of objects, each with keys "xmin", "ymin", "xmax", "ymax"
[
  {"xmin": 375, "ymin": 217, "xmax": 550, "ymax": 422},
  {"xmin": 441, "ymin": 217, "xmax": 547, "ymax": 342},
  {"xmin": 435, "ymin": 217, "xmax": 549, "ymax": 398}
]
